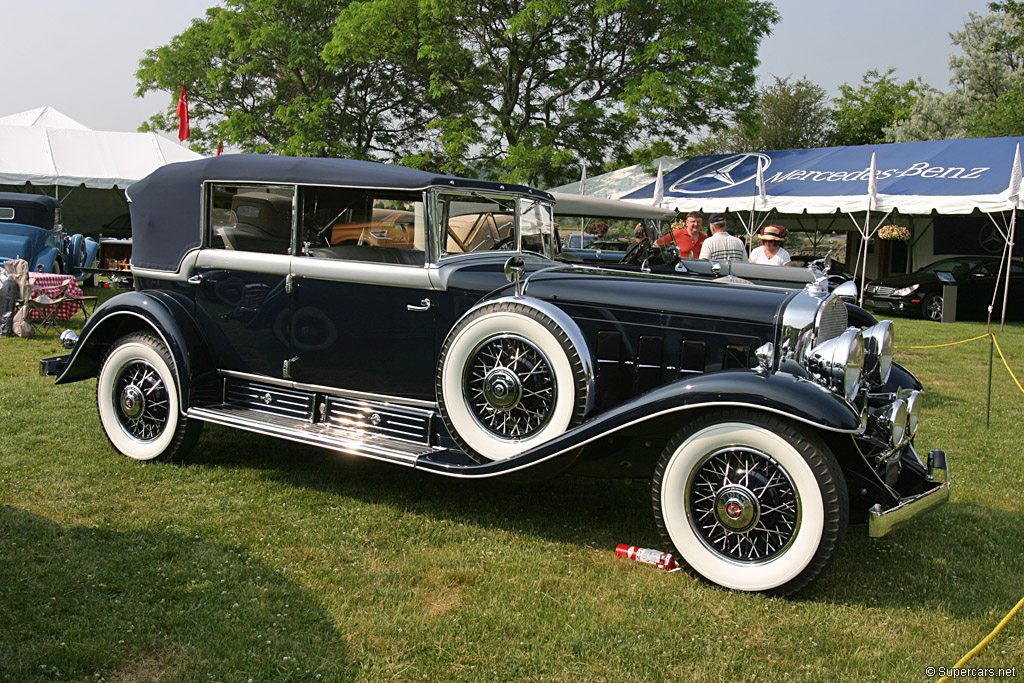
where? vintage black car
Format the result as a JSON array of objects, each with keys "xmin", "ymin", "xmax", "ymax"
[{"xmin": 42, "ymin": 155, "xmax": 949, "ymax": 596}]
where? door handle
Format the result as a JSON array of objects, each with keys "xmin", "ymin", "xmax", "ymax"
[
  {"xmin": 187, "ymin": 274, "xmax": 204, "ymax": 285},
  {"xmin": 407, "ymin": 298, "xmax": 432, "ymax": 311}
]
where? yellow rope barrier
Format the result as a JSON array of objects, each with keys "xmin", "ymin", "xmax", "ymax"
[
  {"xmin": 904, "ymin": 333, "xmax": 991, "ymax": 350},
  {"xmin": 899, "ymin": 332, "xmax": 1023, "ymax": 678},
  {"xmin": 902, "ymin": 333, "xmax": 1024, "ymax": 397},
  {"xmin": 991, "ymin": 334, "xmax": 1024, "ymax": 395},
  {"xmin": 936, "ymin": 594, "xmax": 1024, "ymax": 682}
]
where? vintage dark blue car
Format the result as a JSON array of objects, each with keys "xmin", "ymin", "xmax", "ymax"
[
  {"xmin": 0, "ymin": 192, "xmax": 99, "ymax": 279},
  {"xmin": 42, "ymin": 155, "xmax": 949, "ymax": 595}
]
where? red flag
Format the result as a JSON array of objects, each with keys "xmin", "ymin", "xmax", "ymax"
[
  {"xmin": 216, "ymin": 141, "xmax": 223, "ymax": 156},
  {"xmin": 176, "ymin": 85, "xmax": 189, "ymax": 142}
]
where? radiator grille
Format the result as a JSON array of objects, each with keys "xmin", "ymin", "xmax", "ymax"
[{"xmin": 816, "ymin": 296, "xmax": 849, "ymax": 344}]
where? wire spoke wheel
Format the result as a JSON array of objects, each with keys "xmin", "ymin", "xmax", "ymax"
[
  {"xmin": 97, "ymin": 332, "xmax": 202, "ymax": 462},
  {"xmin": 687, "ymin": 446, "xmax": 800, "ymax": 563},
  {"xmin": 111, "ymin": 360, "xmax": 170, "ymax": 442},
  {"xmin": 653, "ymin": 411, "xmax": 847, "ymax": 595},
  {"xmin": 437, "ymin": 301, "xmax": 591, "ymax": 462},
  {"xmin": 465, "ymin": 334, "xmax": 555, "ymax": 439}
]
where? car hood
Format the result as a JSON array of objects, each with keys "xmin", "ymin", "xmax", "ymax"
[{"xmin": 868, "ymin": 272, "xmax": 939, "ymax": 289}]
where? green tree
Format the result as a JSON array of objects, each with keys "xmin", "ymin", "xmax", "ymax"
[
  {"xmin": 830, "ymin": 69, "xmax": 929, "ymax": 146},
  {"xmin": 888, "ymin": 9, "xmax": 1024, "ymax": 141},
  {"xmin": 687, "ymin": 75, "xmax": 832, "ymax": 154},
  {"xmin": 138, "ymin": 0, "xmax": 778, "ymax": 184},
  {"xmin": 135, "ymin": 0, "xmax": 437, "ymax": 159}
]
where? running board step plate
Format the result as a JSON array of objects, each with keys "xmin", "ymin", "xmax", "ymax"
[{"xmin": 188, "ymin": 405, "xmax": 447, "ymax": 466}]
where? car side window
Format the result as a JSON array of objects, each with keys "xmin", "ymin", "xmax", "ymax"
[
  {"xmin": 298, "ymin": 186, "xmax": 425, "ymax": 266},
  {"xmin": 207, "ymin": 184, "xmax": 294, "ymax": 255}
]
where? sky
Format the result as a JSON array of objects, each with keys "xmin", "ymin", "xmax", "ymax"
[{"xmin": 0, "ymin": 0, "xmax": 999, "ymax": 137}]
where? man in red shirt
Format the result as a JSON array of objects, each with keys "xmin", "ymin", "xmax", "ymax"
[{"xmin": 654, "ymin": 211, "xmax": 705, "ymax": 258}]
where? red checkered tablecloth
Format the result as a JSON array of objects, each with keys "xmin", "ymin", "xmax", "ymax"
[{"xmin": 27, "ymin": 273, "xmax": 84, "ymax": 320}]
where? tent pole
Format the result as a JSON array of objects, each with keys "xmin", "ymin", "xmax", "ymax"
[
  {"xmin": 1001, "ymin": 208, "xmax": 1016, "ymax": 331},
  {"xmin": 987, "ymin": 336, "xmax": 994, "ymax": 429}
]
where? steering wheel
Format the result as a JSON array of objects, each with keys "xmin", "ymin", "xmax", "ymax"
[{"xmin": 492, "ymin": 235, "xmax": 517, "ymax": 251}]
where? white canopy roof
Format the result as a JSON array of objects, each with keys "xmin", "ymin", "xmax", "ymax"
[
  {"xmin": 549, "ymin": 156, "xmax": 684, "ymax": 199},
  {"xmin": 0, "ymin": 108, "xmax": 203, "ymax": 190},
  {"xmin": 0, "ymin": 106, "xmax": 91, "ymax": 130}
]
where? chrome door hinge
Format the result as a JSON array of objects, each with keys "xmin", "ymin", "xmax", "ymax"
[
  {"xmin": 285, "ymin": 274, "xmax": 296, "ymax": 294},
  {"xmin": 283, "ymin": 356, "xmax": 299, "ymax": 379}
]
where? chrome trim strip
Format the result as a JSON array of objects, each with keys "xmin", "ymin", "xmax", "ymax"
[
  {"xmin": 133, "ymin": 249, "xmax": 202, "ymax": 281},
  {"xmin": 194, "ymin": 249, "xmax": 291, "ymax": 275},
  {"xmin": 291, "ymin": 256, "xmax": 435, "ymax": 289},
  {"xmin": 219, "ymin": 369, "xmax": 438, "ymax": 410},
  {"xmin": 868, "ymin": 462, "xmax": 950, "ymax": 538}
]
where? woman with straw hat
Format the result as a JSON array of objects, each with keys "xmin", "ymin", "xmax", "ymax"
[{"xmin": 748, "ymin": 224, "xmax": 792, "ymax": 266}]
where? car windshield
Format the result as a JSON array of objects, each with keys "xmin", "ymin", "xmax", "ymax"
[
  {"xmin": 436, "ymin": 191, "xmax": 554, "ymax": 258},
  {"xmin": 920, "ymin": 259, "xmax": 974, "ymax": 279}
]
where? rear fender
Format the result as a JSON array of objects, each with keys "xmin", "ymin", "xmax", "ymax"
[
  {"xmin": 55, "ymin": 291, "xmax": 213, "ymax": 412},
  {"xmin": 33, "ymin": 246, "xmax": 58, "ymax": 273}
]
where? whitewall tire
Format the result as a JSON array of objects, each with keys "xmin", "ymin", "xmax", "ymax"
[
  {"xmin": 437, "ymin": 301, "xmax": 590, "ymax": 462},
  {"xmin": 652, "ymin": 410, "xmax": 847, "ymax": 595},
  {"xmin": 96, "ymin": 332, "xmax": 202, "ymax": 462}
]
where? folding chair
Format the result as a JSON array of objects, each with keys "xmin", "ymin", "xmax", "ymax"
[{"xmin": 24, "ymin": 291, "xmax": 70, "ymax": 335}]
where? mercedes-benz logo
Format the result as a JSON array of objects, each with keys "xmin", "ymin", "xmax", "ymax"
[
  {"xmin": 668, "ymin": 152, "xmax": 772, "ymax": 195},
  {"xmin": 978, "ymin": 224, "xmax": 1005, "ymax": 254}
]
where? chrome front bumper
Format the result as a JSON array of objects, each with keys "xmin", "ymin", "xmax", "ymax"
[{"xmin": 868, "ymin": 449, "xmax": 950, "ymax": 538}]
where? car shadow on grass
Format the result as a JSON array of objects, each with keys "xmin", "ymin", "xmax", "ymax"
[
  {"xmin": 182, "ymin": 426, "xmax": 1024, "ymax": 611},
  {"xmin": 0, "ymin": 505, "xmax": 355, "ymax": 682},
  {"xmin": 186, "ymin": 424, "xmax": 660, "ymax": 557}
]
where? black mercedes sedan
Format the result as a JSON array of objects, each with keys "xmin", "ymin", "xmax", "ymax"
[{"xmin": 864, "ymin": 256, "xmax": 1024, "ymax": 321}]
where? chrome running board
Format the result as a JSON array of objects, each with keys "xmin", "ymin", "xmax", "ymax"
[{"xmin": 188, "ymin": 405, "xmax": 446, "ymax": 466}]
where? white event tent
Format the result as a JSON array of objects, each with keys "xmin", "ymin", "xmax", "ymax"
[{"xmin": 0, "ymin": 107, "xmax": 203, "ymax": 235}]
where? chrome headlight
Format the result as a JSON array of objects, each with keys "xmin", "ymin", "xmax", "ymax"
[
  {"xmin": 905, "ymin": 390, "xmax": 923, "ymax": 438},
  {"xmin": 893, "ymin": 284, "xmax": 919, "ymax": 297},
  {"xmin": 806, "ymin": 328, "xmax": 865, "ymax": 402},
  {"xmin": 862, "ymin": 320, "xmax": 895, "ymax": 385},
  {"xmin": 884, "ymin": 399, "xmax": 909, "ymax": 447}
]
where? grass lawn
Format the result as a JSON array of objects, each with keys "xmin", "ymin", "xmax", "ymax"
[{"xmin": 1, "ymin": 285, "xmax": 1022, "ymax": 681}]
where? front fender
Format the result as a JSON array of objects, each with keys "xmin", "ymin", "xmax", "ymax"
[
  {"xmin": 416, "ymin": 370, "xmax": 861, "ymax": 479},
  {"xmin": 55, "ymin": 290, "xmax": 213, "ymax": 412}
]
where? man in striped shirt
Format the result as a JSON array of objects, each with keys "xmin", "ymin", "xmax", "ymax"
[{"xmin": 698, "ymin": 214, "xmax": 747, "ymax": 262}]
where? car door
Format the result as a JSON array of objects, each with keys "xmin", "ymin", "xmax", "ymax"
[
  {"xmin": 191, "ymin": 183, "xmax": 295, "ymax": 378},
  {"xmin": 286, "ymin": 186, "xmax": 436, "ymax": 400}
]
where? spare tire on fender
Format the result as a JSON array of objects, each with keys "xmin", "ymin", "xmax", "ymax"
[{"xmin": 436, "ymin": 299, "xmax": 593, "ymax": 462}]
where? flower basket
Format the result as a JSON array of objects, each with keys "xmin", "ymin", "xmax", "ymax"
[{"xmin": 878, "ymin": 224, "xmax": 911, "ymax": 241}]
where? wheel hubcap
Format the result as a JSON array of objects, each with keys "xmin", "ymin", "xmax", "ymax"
[
  {"xmin": 687, "ymin": 447, "xmax": 801, "ymax": 563},
  {"xmin": 714, "ymin": 485, "xmax": 760, "ymax": 533},
  {"xmin": 465, "ymin": 334, "xmax": 555, "ymax": 439},
  {"xmin": 120, "ymin": 384, "xmax": 146, "ymax": 419},
  {"xmin": 112, "ymin": 360, "xmax": 169, "ymax": 442}
]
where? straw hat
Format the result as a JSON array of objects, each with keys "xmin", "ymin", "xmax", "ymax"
[{"xmin": 758, "ymin": 224, "xmax": 787, "ymax": 242}]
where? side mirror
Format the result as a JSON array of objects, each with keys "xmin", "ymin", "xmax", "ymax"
[{"xmin": 504, "ymin": 255, "xmax": 526, "ymax": 296}]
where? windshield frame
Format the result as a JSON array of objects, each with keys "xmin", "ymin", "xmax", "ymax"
[{"xmin": 431, "ymin": 188, "xmax": 555, "ymax": 261}]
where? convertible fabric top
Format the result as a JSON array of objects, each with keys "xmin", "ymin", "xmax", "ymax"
[
  {"xmin": 0, "ymin": 192, "xmax": 61, "ymax": 230},
  {"xmin": 128, "ymin": 154, "xmax": 551, "ymax": 271},
  {"xmin": 623, "ymin": 137, "xmax": 1024, "ymax": 215}
]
